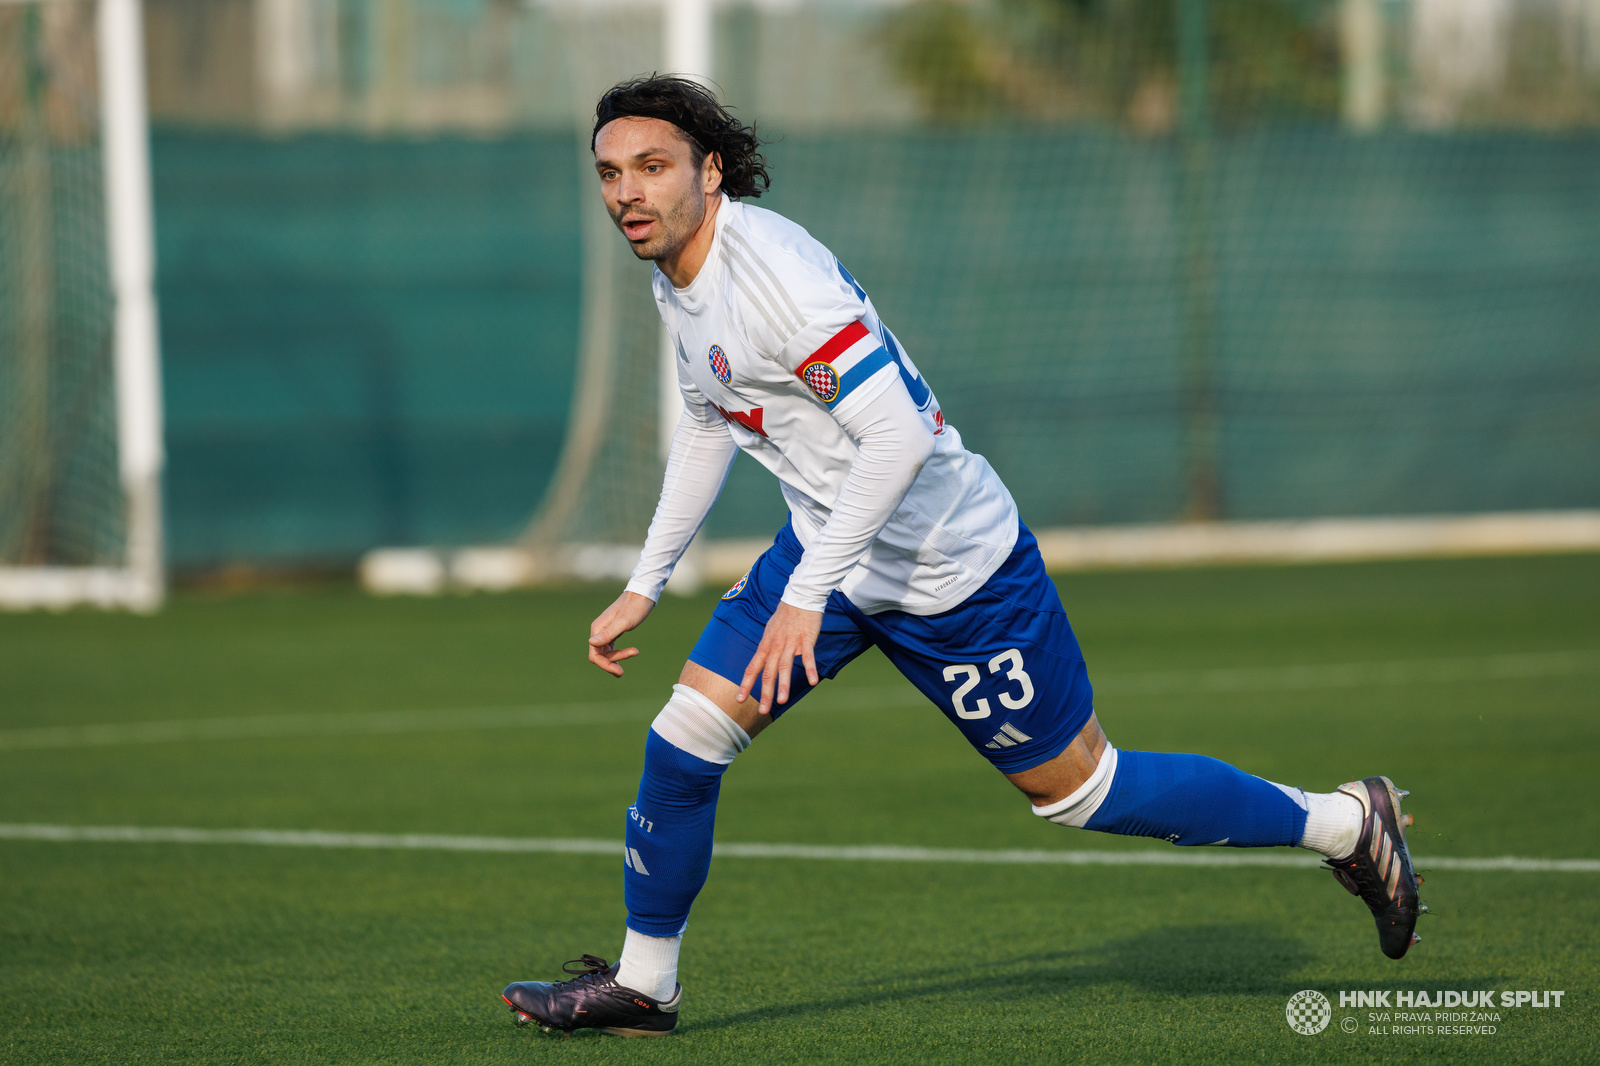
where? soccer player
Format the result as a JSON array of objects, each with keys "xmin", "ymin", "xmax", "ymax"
[{"xmin": 503, "ymin": 76, "xmax": 1424, "ymax": 1037}]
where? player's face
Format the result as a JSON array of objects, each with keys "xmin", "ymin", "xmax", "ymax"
[{"xmin": 593, "ymin": 117, "xmax": 717, "ymax": 262}]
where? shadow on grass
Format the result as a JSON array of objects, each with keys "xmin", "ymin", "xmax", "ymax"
[{"xmin": 688, "ymin": 922, "xmax": 1309, "ymax": 1033}]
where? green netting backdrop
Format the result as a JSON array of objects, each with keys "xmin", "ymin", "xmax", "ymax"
[
  {"xmin": 154, "ymin": 132, "xmax": 582, "ymax": 566},
  {"xmin": 152, "ymin": 127, "xmax": 1600, "ymax": 566}
]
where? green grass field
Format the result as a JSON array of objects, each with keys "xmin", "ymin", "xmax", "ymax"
[{"xmin": 2, "ymin": 554, "xmax": 1597, "ymax": 1064}]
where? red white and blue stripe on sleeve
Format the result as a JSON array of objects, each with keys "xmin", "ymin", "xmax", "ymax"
[{"xmin": 794, "ymin": 320, "xmax": 893, "ymax": 410}]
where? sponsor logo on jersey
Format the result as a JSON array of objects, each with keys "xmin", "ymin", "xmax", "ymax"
[
  {"xmin": 709, "ymin": 344, "xmax": 732, "ymax": 384},
  {"xmin": 722, "ymin": 572, "xmax": 750, "ymax": 599},
  {"xmin": 711, "ymin": 402, "xmax": 766, "ymax": 437},
  {"xmin": 802, "ymin": 362, "xmax": 840, "ymax": 403}
]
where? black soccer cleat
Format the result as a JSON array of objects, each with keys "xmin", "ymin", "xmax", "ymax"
[
  {"xmin": 502, "ymin": 954, "xmax": 680, "ymax": 1037},
  {"xmin": 1324, "ymin": 776, "xmax": 1423, "ymax": 960}
]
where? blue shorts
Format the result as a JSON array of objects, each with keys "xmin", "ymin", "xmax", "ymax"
[{"xmin": 689, "ymin": 521, "xmax": 1095, "ymax": 774}]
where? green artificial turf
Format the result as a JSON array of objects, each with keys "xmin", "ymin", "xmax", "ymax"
[{"xmin": 2, "ymin": 554, "xmax": 1597, "ymax": 1064}]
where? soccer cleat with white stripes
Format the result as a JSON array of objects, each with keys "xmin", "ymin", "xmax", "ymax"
[
  {"xmin": 503, "ymin": 955, "xmax": 680, "ymax": 1037},
  {"xmin": 1323, "ymin": 776, "xmax": 1423, "ymax": 960}
]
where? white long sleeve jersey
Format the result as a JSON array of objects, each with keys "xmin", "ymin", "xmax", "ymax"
[{"xmin": 625, "ymin": 195, "xmax": 1019, "ymax": 616}]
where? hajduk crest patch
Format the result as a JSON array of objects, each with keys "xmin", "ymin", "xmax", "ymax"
[
  {"xmin": 802, "ymin": 361, "xmax": 840, "ymax": 403},
  {"xmin": 709, "ymin": 345, "xmax": 732, "ymax": 384}
]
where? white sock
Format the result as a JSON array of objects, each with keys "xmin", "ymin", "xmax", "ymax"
[
  {"xmin": 614, "ymin": 927, "xmax": 680, "ymax": 1001},
  {"xmin": 1297, "ymin": 789, "xmax": 1364, "ymax": 859}
]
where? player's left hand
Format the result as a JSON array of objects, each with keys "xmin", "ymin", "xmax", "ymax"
[{"xmin": 738, "ymin": 602, "xmax": 823, "ymax": 715}]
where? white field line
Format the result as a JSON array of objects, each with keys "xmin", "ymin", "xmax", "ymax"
[
  {"xmin": 2, "ymin": 649, "xmax": 1596, "ymax": 754},
  {"xmin": 0, "ymin": 823, "xmax": 1595, "ymax": 873}
]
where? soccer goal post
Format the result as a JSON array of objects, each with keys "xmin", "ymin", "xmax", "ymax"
[{"xmin": 0, "ymin": 0, "xmax": 164, "ymax": 612}]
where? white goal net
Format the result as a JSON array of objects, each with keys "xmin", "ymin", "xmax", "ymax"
[{"xmin": 0, "ymin": 0, "xmax": 163, "ymax": 611}]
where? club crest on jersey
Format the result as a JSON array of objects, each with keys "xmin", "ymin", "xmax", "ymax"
[
  {"xmin": 801, "ymin": 361, "xmax": 840, "ymax": 403},
  {"xmin": 721, "ymin": 571, "xmax": 749, "ymax": 600},
  {"xmin": 709, "ymin": 345, "xmax": 732, "ymax": 384}
]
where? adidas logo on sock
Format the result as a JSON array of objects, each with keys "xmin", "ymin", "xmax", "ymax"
[{"xmin": 984, "ymin": 722, "xmax": 1033, "ymax": 750}]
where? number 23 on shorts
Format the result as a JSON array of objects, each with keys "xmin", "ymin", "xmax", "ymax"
[{"xmin": 942, "ymin": 648, "xmax": 1035, "ymax": 720}]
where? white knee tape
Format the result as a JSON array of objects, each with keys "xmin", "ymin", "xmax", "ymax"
[
  {"xmin": 1031, "ymin": 746, "xmax": 1119, "ymax": 828},
  {"xmin": 649, "ymin": 684, "xmax": 751, "ymax": 766}
]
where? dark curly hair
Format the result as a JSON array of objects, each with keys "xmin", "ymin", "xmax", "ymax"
[{"xmin": 592, "ymin": 75, "xmax": 770, "ymax": 200}]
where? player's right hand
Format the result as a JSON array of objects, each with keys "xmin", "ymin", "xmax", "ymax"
[{"xmin": 587, "ymin": 591, "xmax": 655, "ymax": 677}]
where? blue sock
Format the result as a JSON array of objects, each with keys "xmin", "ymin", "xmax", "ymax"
[
  {"xmin": 623, "ymin": 729, "xmax": 726, "ymax": 936},
  {"xmin": 1083, "ymin": 749, "xmax": 1307, "ymax": 847}
]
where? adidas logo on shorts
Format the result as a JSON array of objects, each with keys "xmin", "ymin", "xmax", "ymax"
[{"xmin": 984, "ymin": 722, "xmax": 1032, "ymax": 749}]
